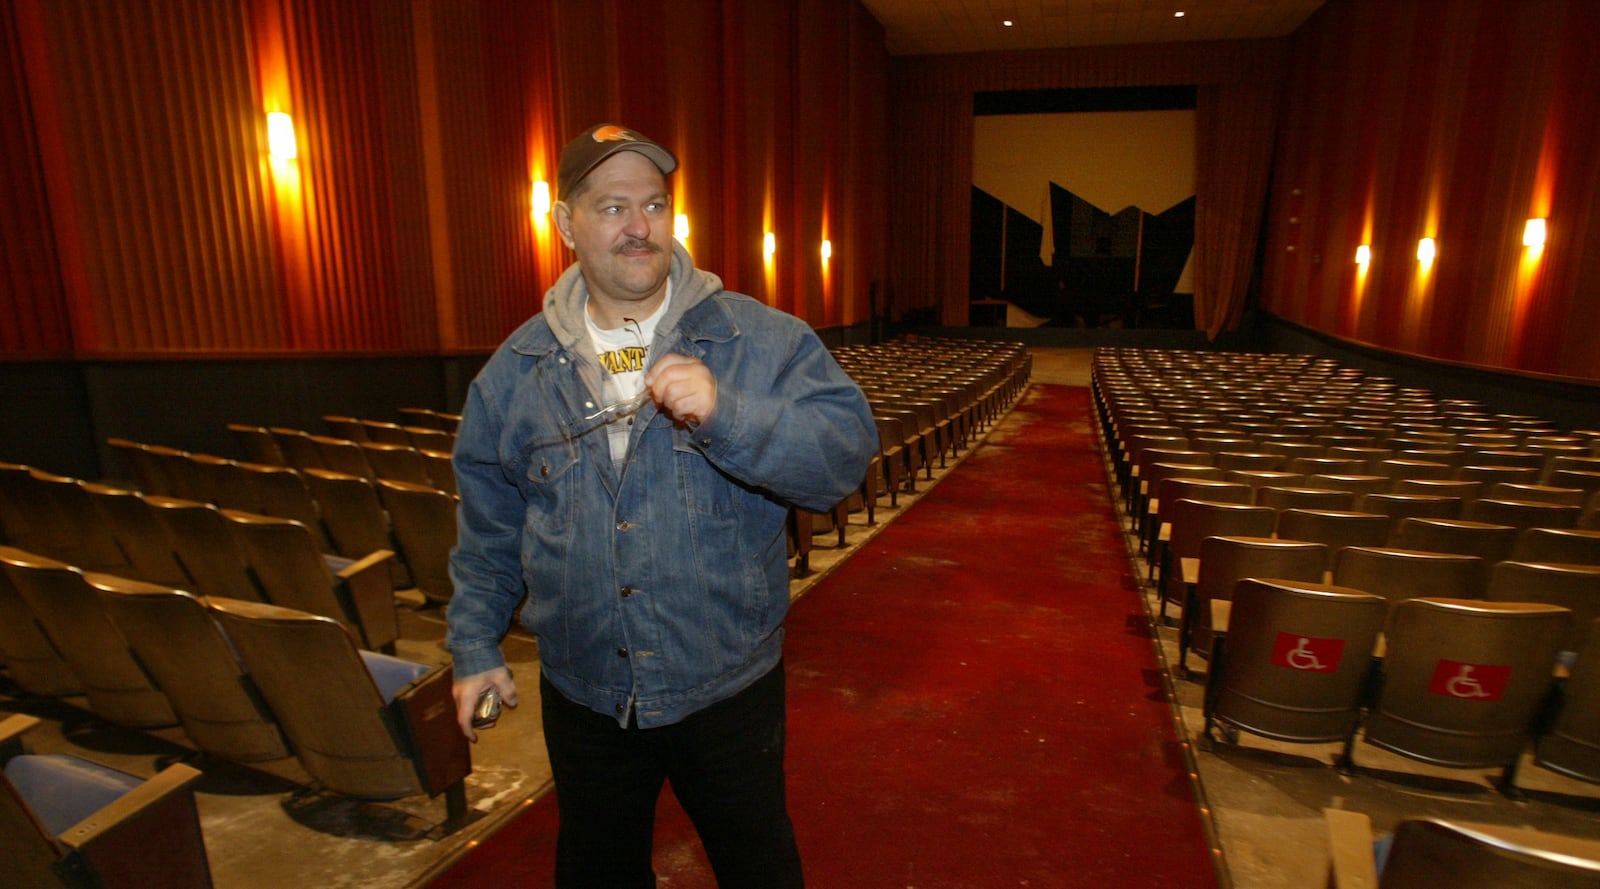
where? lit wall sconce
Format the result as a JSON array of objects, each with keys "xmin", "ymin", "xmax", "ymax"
[
  {"xmin": 267, "ymin": 112, "xmax": 298, "ymax": 160},
  {"xmin": 763, "ymin": 231, "xmax": 776, "ymax": 262},
  {"xmin": 820, "ymin": 239, "xmax": 832, "ymax": 262},
  {"xmin": 1355, "ymin": 244, "xmax": 1371, "ymax": 267},
  {"xmin": 531, "ymin": 181, "xmax": 551, "ymax": 217},
  {"xmin": 1416, "ymin": 237, "xmax": 1436, "ymax": 264},
  {"xmin": 1523, "ymin": 217, "xmax": 1547, "ymax": 248},
  {"xmin": 675, "ymin": 213, "xmax": 690, "ymax": 242}
]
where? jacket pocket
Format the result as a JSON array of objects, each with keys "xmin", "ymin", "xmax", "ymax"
[{"xmin": 521, "ymin": 439, "xmax": 580, "ymax": 531}]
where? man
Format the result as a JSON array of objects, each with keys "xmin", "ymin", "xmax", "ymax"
[{"xmin": 446, "ymin": 123, "xmax": 877, "ymax": 888}]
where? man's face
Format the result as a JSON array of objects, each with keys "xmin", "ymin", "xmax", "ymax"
[{"xmin": 555, "ymin": 151, "xmax": 673, "ymax": 319}]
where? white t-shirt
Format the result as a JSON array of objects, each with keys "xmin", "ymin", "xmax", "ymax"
[{"xmin": 585, "ymin": 283, "xmax": 671, "ymax": 466}]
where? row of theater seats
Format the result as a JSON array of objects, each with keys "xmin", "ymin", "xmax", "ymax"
[
  {"xmin": 222, "ymin": 423, "xmax": 457, "ymax": 495},
  {"xmin": 788, "ymin": 338, "xmax": 1032, "ymax": 574},
  {"xmin": 1092, "ymin": 347, "xmax": 1600, "ymax": 800},
  {"xmin": 0, "ymin": 547, "xmax": 472, "ymax": 888},
  {"xmin": 0, "ymin": 458, "xmax": 459, "ymax": 610}
]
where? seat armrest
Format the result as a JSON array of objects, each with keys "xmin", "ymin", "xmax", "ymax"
[
  {"xmin": 62, "ymin": 763, "xmax": 213, "ymax": 889},
  {"xmin": 1323, "ymin": 807, "xmax": 1379, "ymax": 889},
  {"xmin": 394, "ymin": 664, "xmax": 472, "ymax": 798},
  {"xmin": 1181, "ymin": 556, "xmax": 1200, "ymax": 587},
  {"xmin": 337, "ymin": 549, "xmax": 399, "ymax": 652},
  {"xmin": 1, "ymin": 714, "xmax": 42, "ymax": 762},
  {"xmin": 1210, "ymin": 599, "xmax": 1232, "ymax": 636}
]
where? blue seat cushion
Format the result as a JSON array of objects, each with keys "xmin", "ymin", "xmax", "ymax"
[
  {"xmin": 6, "ymin": 754, "xmax": 143, "ymax": 837},
  {"xmin": 360, "ymin": 650, "xmax": 429, "ymax": 703}
]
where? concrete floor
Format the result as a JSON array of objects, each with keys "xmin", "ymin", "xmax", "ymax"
[{"xmin": 6, "ymin": 347, "xmax": 1596, "ymax": 888}]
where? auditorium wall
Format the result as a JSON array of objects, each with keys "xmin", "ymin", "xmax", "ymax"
[
  {"xmin": 1261, "ymin": 0, "xmax": 1600, "ymax": 384},
  {"xmin": 0, "ymin": 0, "xmax": 888, "ymax": 478}
]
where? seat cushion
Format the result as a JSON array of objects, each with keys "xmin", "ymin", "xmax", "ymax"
[{"xmin": 6, "ymin": 754, "xmax": 142, "ymax": 836}]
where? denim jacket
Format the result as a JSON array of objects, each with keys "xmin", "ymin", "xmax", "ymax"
[{"xmin": 447, "ymin": 243, "xmax": 876, "ymax": 727}]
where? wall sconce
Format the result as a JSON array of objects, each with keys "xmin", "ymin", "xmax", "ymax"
[
  {"xmin": 267, "ymin": 112, "xmax": 298, "ymax": 160},
  {"xmin": 763, "ymin": 231, "xmax": 776, "ymax": 262},
  {"xmin": 531, "ymin": 181, "xmax": 551, "ymax": 217},
  {"xmin": 1354, "ymin": 244, "xmax": 1371, "ymax": 267},
  {"xmin": 1416, "ymin": 237, "xmax": 1436, "ymax": 264},
  {"xmin": 675, "ymin": 213, "xmax": 690, "ymax": 242},
  {"xmin": 820, "ymin": 239, "xmax": 832, "ymax": 262},
  {"xmin": 1523, "ymin": 218, "xmax": 1547, "ymax": 248}
]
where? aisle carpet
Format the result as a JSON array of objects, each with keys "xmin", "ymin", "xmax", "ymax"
[{"xmin": 428, "ymin": 384, "xmax": 1216, "ymax": 888}]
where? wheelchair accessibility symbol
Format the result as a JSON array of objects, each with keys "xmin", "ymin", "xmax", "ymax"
[
  {"xmin": 1428, "ymin": 659, "xmax": 1511, "ymax": 701},
  {"xmin": 1271, "ymin": 632, "xmax": 1343, "ymax": 673}
]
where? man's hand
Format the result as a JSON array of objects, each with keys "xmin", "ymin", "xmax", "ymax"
[
  {"xmin": 452, "ymin": 666, "xmax": 518, "ymax": 742},
  {"xmin": 645, "ymin": 353, "xmax": 717, "ymax": 426}
]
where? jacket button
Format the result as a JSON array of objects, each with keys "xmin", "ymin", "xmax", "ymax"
[
  {"xmin": 699, "ymin": 437, "xmax": 712, "ymax": 447},
  {"xmin": 621, "ymin": 586, "xmax": 638, "ymax": 598},
  {"xmin": 615, "ymin": 703, "xmax": 625, "ymax": 715},
  {"xmin": 616, "ymin": 648, "xmax": 629, "ymax": 658},
  {"xmin": 616, "ymin": 520, "xmax": 633, "ymax": 531}
]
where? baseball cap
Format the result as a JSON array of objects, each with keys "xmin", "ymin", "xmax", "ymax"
[{"xmin": 557, "ymin": 124, "xmax": 678, "ymax": 198}]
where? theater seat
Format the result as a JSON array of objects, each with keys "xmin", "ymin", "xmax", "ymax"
[
  {"xmin": 1203, "ymin": 578, "xmax": 1384, "ymax": 744},
  {"xmin": 224, "ymin": 510, "xmax": 399, "ymax": 653},
  {"xmin": 375, "ymin": 479, "xmax": 457, "ymax": 605},
  {"xmin": 1, "ymin": 714, "xmax": 213, "ymax": 889},
  {"xmin": 1324, "ymin": 808, "xmax": 1600, "ymax": 889},
  {"xmin": 92, "ymin": 575, "xmax": 292, "ymax": 763},
  {"xmin": 0, "ymin": 547, "xmax": 178, "ymax": 729},
  {"xmin": 1529, "ymin": 618, "xmax": 1600, "ymax": 789},
  {"xmin": 1339, "ymin": 597, "xmax": 1570, "ymax": 786},
  {"xmin": 207, "ymin": 598, "xmax": 470, "ymax": 828}
]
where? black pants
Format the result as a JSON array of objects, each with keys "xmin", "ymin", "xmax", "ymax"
[{"xmin": 539, "ymin": 663, "xmax": 803, "ymax": 889}]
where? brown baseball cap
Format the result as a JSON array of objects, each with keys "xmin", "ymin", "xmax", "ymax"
[{"xmin": 557, "ymin": 123, "xmax": 677, "ymax": 198}]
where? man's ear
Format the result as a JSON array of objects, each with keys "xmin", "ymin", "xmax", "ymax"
[{"xmin": 552, "ymin": 201, "xmax": 576, "ymax": 249}]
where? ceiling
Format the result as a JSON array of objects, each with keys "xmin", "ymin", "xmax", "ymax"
[{"xmin": 857, "ymin": 0, "xmax": 1326, "ymax": 55}]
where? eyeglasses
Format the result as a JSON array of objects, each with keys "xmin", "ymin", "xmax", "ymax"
[{"xmin": 583, "ymin": 389, "xmax": 651, "ymax": 422}]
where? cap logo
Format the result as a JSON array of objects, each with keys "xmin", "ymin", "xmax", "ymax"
[{"xmin": 592, "ymin": 125, "xmax": 637, "ymax": 143}]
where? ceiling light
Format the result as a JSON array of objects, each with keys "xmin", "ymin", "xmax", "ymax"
[
  {"xmin": 1174, "ymin": 11, "xmax": 1186, "ymax": 18},
  {"xmin": 1002, "ymin": 19, "xmax": 1014, "ymax": 27}
]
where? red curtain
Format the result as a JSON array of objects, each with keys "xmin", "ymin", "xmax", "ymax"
[
  {"xmin": 1, "ymin": 0, "xmax": 889, "ymax": 358},
  {"xmin": 1262, "ymin": 0, "xmax": 1600, "ymax": 382}
]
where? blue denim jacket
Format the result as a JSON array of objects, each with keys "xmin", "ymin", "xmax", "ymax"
[{"xmin": 447, "ymin": 246, "xmax": 876, "ymax": 727}]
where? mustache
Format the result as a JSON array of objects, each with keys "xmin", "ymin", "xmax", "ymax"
[{"xmin": 614, "ymin": 239, "xmax": 664, "ymax": 255}]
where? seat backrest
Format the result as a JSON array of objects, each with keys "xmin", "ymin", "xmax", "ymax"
[
  {"xmin": 1359, "ymin": 493, "xmax": 1463, "ymax": 522},
  {"xmin": 0, "ymin": 546, "xmax": 82, "ymax": 697},
  {"xmin": 227, "ymin": 424, "xmax": 286, "ymax": 466},
  {"xmin": 1511, "ymin": 527, "xmax": 1600, "ymax": 566},
  {"xmin": 1333, "ymin": 546, "xmax": 1486, "ymax": 610},
  {"xmin": 1257, "ymin": 485, "xmax": 1358, "ymax": 513},
  {"xmin": 301, "ymin": 468, "xmax": 398, "ymax": 562},
  {"xmin": 405, "ymin": 426, "xmax": 455, "ymax": 454},
  {"xmin": 419, "ymin": 449, "xmax": 457, "ymax": 495},
  {"xmin": 1490, "ymin": 482, "xmax": 1586, "ymax": 507},
  {"xmin": 1464, "ymin": 497, "xmax": 1580, "ymax": 530},
  {"xmin": 91, "ymin": 575, "xmax": 290, "ymax": 763},
  {"xmin": 322, "ymin": 416, "xmax": 370, "ymax": 442},
  {"xmin": 81, "ymin": 482, "xmax": 190, "ymax": 587},
  {"xmin": 206, "ymin": 598, "xmax": 424, "ymax": 800},
  {"xmin": 1207, "ymin": 578, "xmax": 1385, "ymax": 743},
  {"xmin": 1485, "ymin": 561, "xmax": 1600, "ymax": 655},
  {"xmin": 360, "ymin": 420, "xmax": 412, "ymax": 446},
  {"xmin": 1168, "ymin": 499, "xmax": 1278, "ymax": 560},
  {"xmin": 2, "ymin": 715, "xmax": 213, "ymax": 889},
  {"xmin": 1388, "ymin": 517, "xmax": 1518, "ymax": 563},
  {"xmin": 375, "ymin": 479, "xmax": 456, "ymax": 604},
  {"xmin": 0, "ymin": 549, "xmax": 177, "ymax": 728},
  {"xmin": 269, "ymin": 427, "xmax": 326, "ymax": 471},
  {"xmin": 1535, "ymin": 618, "xmax": 1600, "ymax": 785},
  {"xmin": 1378, "ymin": 818, "xmax": 1600, "ymax": 889},
  {"xmin": 234, "ymin": 462, "xmax": 332, "ymax": 551},
  {"xmin": 1276, "ymin": 509, "xmax": 1392, "ymax": 570},
  {"xmin": 145, "ymin": 497, "xmax": 264, "ymax": 601},
  {"xmin": 26, "ymin": 471, "xmax": 130, "ymax": 573},
  {"xmin": 1364, "ymin": 598, "xmax": 1570, "ymax": 768},
  {"xmin": 224, "ymin": 511, "xmax": 350, "ymax": 632},
  {"xmin": 360, "ymin": 441, "xmax": 432, "ymax": 485},
  {"xmin": 1156, "ymin": 476, "xmax": 1252, "ymax": 510},
  {"xmin": 312, "ymin": 435, "xmax": 375, "ymax": 480}
]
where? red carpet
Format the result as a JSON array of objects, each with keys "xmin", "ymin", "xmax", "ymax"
[{"xmin": 429, "ymin": 384, "xmax": 1216, "ymax": 888}]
